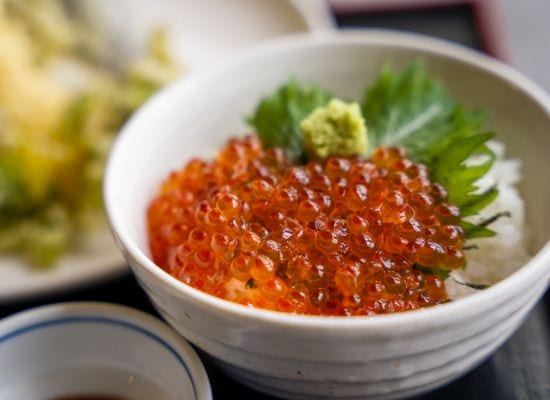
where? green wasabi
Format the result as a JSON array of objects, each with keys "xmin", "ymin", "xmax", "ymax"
[{"xmin": 300, "ymin": 99, "xmax": 368, "ymax": 160}]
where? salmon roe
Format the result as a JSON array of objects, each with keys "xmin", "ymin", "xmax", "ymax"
[{"xmin": 147, "ymin": 136, "xmax": 465, "ymax": 316}]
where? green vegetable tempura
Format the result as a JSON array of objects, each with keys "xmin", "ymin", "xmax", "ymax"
[{"xmin": 0, "ymin": 0, "xmax": 179, "ymax": 266}]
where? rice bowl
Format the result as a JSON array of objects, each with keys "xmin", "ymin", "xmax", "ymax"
[
  {"xmin": 447, "ymin": 141, "xmax": 529, "ymax": 298},
  {"xmin": 104, "ymin": 31, "xmax": 550, "ymax": 399}
]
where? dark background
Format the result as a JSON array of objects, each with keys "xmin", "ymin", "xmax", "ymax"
[{"xmin": 1, "ymin": 3, "xmax": 549, "ymax": 400}]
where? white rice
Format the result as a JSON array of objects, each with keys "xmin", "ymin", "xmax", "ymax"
[{"xmin": 446, "ymin": 141, "xmax": 530, "ymax": 299}]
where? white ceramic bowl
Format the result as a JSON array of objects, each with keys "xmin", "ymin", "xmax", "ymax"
[
  {"xmin": 0, "ymin": 302, "xmax": 212, "ymax": 400},
  {"xmin": 104, "ymin": 31, "xmax": 550, "ymax": 400}
]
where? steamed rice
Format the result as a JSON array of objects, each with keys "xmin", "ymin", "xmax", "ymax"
[{"xmin": 446, "ymin": 141, "xmax": 529, "ymax": 299}]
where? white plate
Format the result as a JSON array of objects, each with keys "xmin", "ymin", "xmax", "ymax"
[
  {"xmin": 97, "ymin": 0, "xmax": 334, "ymax": 69},
  {"xmin": 0, "ymin": 232, "xmax": 125, "ymax": 302},
  {"xmin": 0, "ymin": 0, "xmax": 333, "ymax": 303}
]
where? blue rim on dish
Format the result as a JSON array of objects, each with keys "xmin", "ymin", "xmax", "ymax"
[{"xmin": 0, "ymin": 315, "xmax": 197, "ymax": 398}]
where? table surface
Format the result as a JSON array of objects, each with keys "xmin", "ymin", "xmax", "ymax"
[{"xmin": 1, "ymin": 4, "xmax": 549, "ymax": 400}]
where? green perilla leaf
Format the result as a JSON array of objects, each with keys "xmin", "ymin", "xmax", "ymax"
[{"xmin": 247, "ymin": 79, "xmax": 332, "ymax": 162}]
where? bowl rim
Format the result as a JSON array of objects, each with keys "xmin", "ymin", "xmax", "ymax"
[
  {"xmin": 105, "ymin": 29, "xmax": 550, "ymax": 330},
  {"xmin": 0, "ymin": 302, "xmax": 212, "ymax": 400}
]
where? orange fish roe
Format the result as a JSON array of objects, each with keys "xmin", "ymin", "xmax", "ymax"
[{"xmin": 147, "ymin": 136, "xmax": 466, "ymax": 316}]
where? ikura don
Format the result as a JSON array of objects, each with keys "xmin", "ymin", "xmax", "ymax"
[{"xmin": 147, "ymin": 63, "xmax": 511, "ymax": 316}]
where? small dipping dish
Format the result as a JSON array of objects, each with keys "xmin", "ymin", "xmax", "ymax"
[{"xmin": 0, "ymin": 302, "xmax": 212, "ymax": 400}]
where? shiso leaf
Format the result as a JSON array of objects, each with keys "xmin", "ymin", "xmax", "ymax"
[
  {"xmin": 413, "ymin": 264, "xmax": 451, "ymax": 280},
  {"xmin": 460, "ymin": 221, "xmax": 496, "ymax": 239},
  {"xmin": 459, "ymin": 186, "xmax": 499, "ymax": 217},
  {"xmin": 460, "ymin": 211, "xmax": 511, "ymax": 239},
  {"xmin": 361, "ymin": 62, "xmax": 499, "ymax": 237},
  {"xmin": 247, "ymin": 79, "xmax": 332, "ymax": 161},
  {"xmin": 361, "ymin": 62, "xmax": 471, "ymax": 157},
  {"xmin": 413, "ymin": 265, "xmax": 491, "ymax": 290}
]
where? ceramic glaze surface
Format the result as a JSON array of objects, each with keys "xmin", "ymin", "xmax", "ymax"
[
  {"xmin": 0, "ymin": 303, "xmax": 212, "ymax": 400},
  {"xmin": 105, "ymin": 32, "xmax": 550, "ymax": 399}
]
